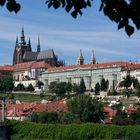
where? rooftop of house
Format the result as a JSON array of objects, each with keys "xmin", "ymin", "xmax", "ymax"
[
  {"xmin": 0, "ymin": 65, "xmax": 13, "ymax": 71},
  {"xmin": 6, "ymin": 100, "xmax": 67, "ymax": 117},
  {"xmin": 103, "ymin": 106, "xmax": 117, "ymax": 124}
]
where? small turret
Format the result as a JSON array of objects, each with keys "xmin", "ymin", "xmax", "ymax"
[
  {"xmin": 37, "ymin": 36, "xmax": 40, "ymax": 52},
  {"xmin": 77, "ymin": 49, "xmax": 84, "ymax": 65},
  {"xmin": 90, "ymin": 50, "xmax": 96, "ymax": 64}
]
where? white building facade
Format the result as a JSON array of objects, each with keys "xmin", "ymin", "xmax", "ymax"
[
  {"xmin": 40, "ymin": 61, "xmax": 140, "ymax": 91},
  {"xmin": 13, "ymin": 61, "xmax": 50, "ymax": 87}
]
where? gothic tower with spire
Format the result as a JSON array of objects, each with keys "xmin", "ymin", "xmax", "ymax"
[
  {"xmin": 77, "ymin": 49, "xmax": 84, "ymax": 65},
  {"xmin": 90, "ymin": 50, "xmax": 96, "ymax": 64},
  {"xmin": 13, "ymin": 27, "xmax": 32, "ymax": 65},
  {"xmin": 13, "ymin": 27, "xmax": 59, "ymax": 67}
]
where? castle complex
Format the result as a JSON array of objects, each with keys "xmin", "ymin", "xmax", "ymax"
[{"xmin": 4, "ymin": 28, "xmax": 140, "ymax": 91}]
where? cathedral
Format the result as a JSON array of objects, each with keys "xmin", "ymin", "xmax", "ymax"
[{"xmin": 13, "ymin": 27, "xmax": 59, "ymax": 67}]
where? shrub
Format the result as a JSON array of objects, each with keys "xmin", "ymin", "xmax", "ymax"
[{"xmin": 5, "ymin": 120, "xmax": 140, "ymax": 140}]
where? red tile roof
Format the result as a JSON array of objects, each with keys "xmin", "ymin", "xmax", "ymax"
[
  {"xmin": 14, "ymin": 61, "xmax": 51, "ymax": 71},
  {"xmin": 124, "ymin": 106, "xmax": 137, "ymax": 115},
  {"xmin": 6, "ymin": 100, "xmax": 67, "ymax": 117},
  {"xmin": 103, "ymin": 107, "xmax": 117, "ymax": 124},
  {"xmin": 103, "ymin": 107, "xmax": 117, "ymax": 117},
  {"xmin": 0, "ymin": 65, "xmax": 13, "ymax": 71},
  {"xmin": 47, "ymin": 61, "xmax": 140, "ymax": 72}
]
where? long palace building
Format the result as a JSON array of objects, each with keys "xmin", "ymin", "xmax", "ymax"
[{"xmin": 40, "ymin": 50, "xmax": 140, "ymax": 91}]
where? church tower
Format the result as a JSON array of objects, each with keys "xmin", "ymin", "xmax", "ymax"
[
  {"xmin": 77, "ymin": 49, "xmax": 84, "ymax": 65},
  {"xmin": 13, "ymin": 27, "xmax": 32, "ymax": 65},
  {"xmin": 90, "ymin": 50, "xmax": 96, "ymax": 64}
]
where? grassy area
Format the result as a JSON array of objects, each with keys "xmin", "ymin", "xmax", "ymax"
[{"xmin": 0, "ymin": 92, "xmax": 55, "ymax": 102}]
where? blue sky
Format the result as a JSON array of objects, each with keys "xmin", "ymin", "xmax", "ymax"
[{"xmin": 0, "ymin": 0, "xmax": 140, "ymax": 65}]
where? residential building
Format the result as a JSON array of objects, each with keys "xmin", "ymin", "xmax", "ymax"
[
  {"xmin": 6, "ymin": 100, "xmax": 67, "ymax": 121},
  {"xmin": 13, "ymin": 61, "xmax": 50, "ymax": 87},
  {"xmin": 0, "ymin": 65, "xmax": 13, "ymax": 78}
]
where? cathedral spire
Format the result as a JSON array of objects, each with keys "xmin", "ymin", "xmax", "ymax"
[
  {"xmin": 37, "ymin": 36, "xmax": 40, "ymax": 52},
  {"xmin": 22, "ymin": 26, "xmax": 24, "ymax": 37},
  {"xmin": 90, "ymin": 50, "xmax": 96, "ymax": 64},
  {"xmin": 16, "ymin": 36, "xmax": 18, "ymax": 45},
  {"xmin": 28, "ymin": 38, "xmax": 31, "ymax": 46},
  {"xmin": 27, "ymin": 38, "xmax": 32, "ymax": 51},
  {"xmin": 77, "ymin": 49, "xmax": 84, "ymax": 65},
  {"xmin": 20, "ymin": 26, "xmax": 26, "ymax": 45}
]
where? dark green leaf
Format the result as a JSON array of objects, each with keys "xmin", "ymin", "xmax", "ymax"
[
  {"xmin": 60, "ymin": 0, "xmax": 66, "ymax": 8},
  {"xmin": 45, "ymin": 0, "xmax": 50, "ymax": 4},
  {"xmin": 78, "ymin": 10, "xmax": 83, "ymax": 16},
  {"xmin": 135, "ymin": 19, "xmax": 140, "ymax": 30},
  {"xmin": 87, "ymin": 0, "xmax": 91, "ymax": 7},
  {"xmin": 14, "ymin": 3, "xmax": 20, "ymax": 13},
  {"xmin": 6, "ymin": 1, "xmax": 14, "ymax": 12},
  {"xmin": 53, "ymin": 1, "xmax": 61, "ymax": 9},
  {"xmin": 118, "ymin": 19, "xmax": 128, "ymax": 30},
  {"xmin": 125, "ymin": 25, "xmax": 134, "ymax": 36},
  {"xmin": 65, "ymin": 4, "xmax": 72, "ymax": 13},
  {"xmin": 0, "ymin": 0, "xmax": 6, "ymax": 6},
  {"xmin": 99, "ymin": 3, "xmax": 104, "ymax": 11},
  {"xmin": 71, "ymin": 11, "xmax": 77, "ymax": 18},
  {"xmin": 48, "ymin": 2, "xmax": 53, "ymax": 8}
]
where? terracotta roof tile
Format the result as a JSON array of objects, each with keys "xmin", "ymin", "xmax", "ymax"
[
  {"xmin": 48, "ymin": 61, "xmax": 140, "ymax": 72},
  {"xmin": 14, "ymin": 61, "xmax": 51, "ymax": 71},
  {"xmin": 0, "ymin": 65, "xmax": 13, "ymax": 71},
  {"xmin": 103, "ymin": 107, "xmax": 117, "ymax": 117},
  {"xmin": 6, "ymin": 101, "xmax": 67, "ymax": 117}
]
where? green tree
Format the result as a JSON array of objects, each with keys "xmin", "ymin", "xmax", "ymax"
[
  {"xmin": 65, "ymin": 82, "xmax": 73, "ymax": 94},
  {"xmin": 38, "ymin": 112, "xmax": 58, "ymax": 123},
  {"xmin": 55, "ymin": 82, "xmax": 67, "ymax": 95},
  {"xmin": 68, "ymin": 94, "xmax": 104, "ymax": 123},
  {"xmin": 49, "ymin": 81, "xmax": 67, "ymax": 95},
  {"xmin": 72, "ymin": 83, "xmax": 80, "ymax": 94},
  {"xmin": 79, "ymin": 78, "xmax": 86, "ymax": 94},
  {"xmin": 95, "ymin": 82, "xmax": 100, "ymax": 95},
  {"xmin": 136, "ymin": 84, "xmax": 140, "ymax": 97},
  {"xmin": 132, "ymin": 77, "xmax": 139, "ymax": 88},
  {"xmin": 112, "ymin": 116, "xmax": 134, "ymax": 125},
  {"xmin": 15, "ymin": 83, "xmax": 25, "ymax": 91},
  {"xmin": 105, "ymin": 80, "xmax": 109, "ymax": 90},
  {"xmin": 0, "ymin": 76, "xmax": 14, "ymax": 92},
  {"xmin": 38, "ymin": 112, "xmax": 48, "ymax": 123},
  {"xmin": 100, "ymin": 78, "xmax": 106, "ymax": 91},
  {"xmin": 49, "ymin": 81, "xmax": 58, "ymax": 93},
  {"xmin": 27, "ymin": 84, "xmax": 35, "ymax": 92},
  {"xmin": 130, "ymin": 108, "xmax": 140, "ymax": 124},
  {"xmin": 58, "ymin": 112, "xmax": 78, "ymax": 124},
  {"xmin": 37, "ymin": 81, "xmax": 44, "ymax": 89},
  {"xmin": 123, "ymin": 75, "xmax": 132, "ymax": 89},
  {"xmin": 30, "ymin": 112, "xmax": 38, "ymax": 123}
]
